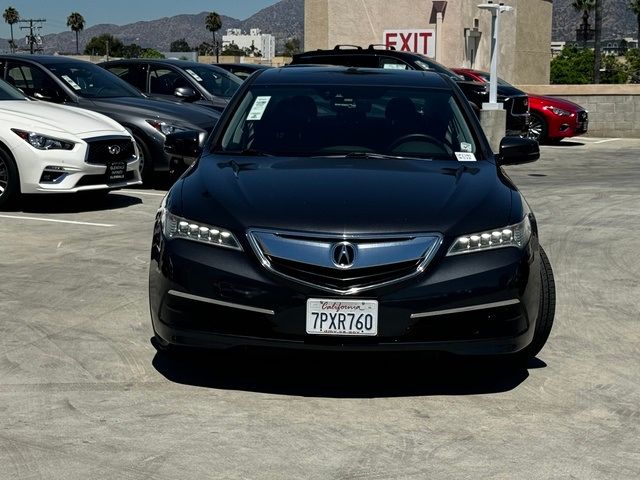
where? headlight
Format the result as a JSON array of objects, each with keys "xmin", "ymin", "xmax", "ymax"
[
  {"xmin": 162, "ymin": 210, "xmax": 242, "ymax": 251},
  {"xmin": 146, "ymin": 120, "xmax": 189, "ymax": 136},
  {"xmin": 447, "ymin": 216, "xmax": 532, "ymax": 256},
  {"xmin": 12, "ymin": 129, "xmax": 74, "ymax": 150},
  {"xmin": 547, "ymin": 106, "xmax": 572, "ymax": 117}
]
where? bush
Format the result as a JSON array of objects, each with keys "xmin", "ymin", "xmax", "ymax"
[{"xmin": 550, "ymin": 46, "xmax": 594, "ymax": 84}]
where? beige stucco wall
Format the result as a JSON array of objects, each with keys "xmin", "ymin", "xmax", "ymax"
[{"xmin": 304, "ymin": 0, "xmax": 553, "ymax": 84}]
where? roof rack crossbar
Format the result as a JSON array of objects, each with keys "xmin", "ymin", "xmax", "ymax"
[
  {"xmin": 367, "ymin": 44, "xmax": 396, "ymax": 51},
  {"xmin": 333, "ymin": 44, "xmax": 363, "ymax": 50}
]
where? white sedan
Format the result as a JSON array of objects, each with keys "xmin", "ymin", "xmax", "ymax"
[{"xmin": 0, "ymin": 79, "xmax": 141, "ymax": 207}]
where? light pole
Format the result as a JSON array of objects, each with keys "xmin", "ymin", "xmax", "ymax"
[{"xmin": 477, "ymin": 2, "xmax": 513, "ymax": 108}]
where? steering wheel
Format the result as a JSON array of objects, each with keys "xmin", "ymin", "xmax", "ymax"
[{"xmin": 387, "ymin": 133, "xmax": 452, "ymax": 155}]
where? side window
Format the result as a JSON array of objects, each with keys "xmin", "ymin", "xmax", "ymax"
[
  {"xmin": 149, "ymin": 67, "xmax": 189, "ymax": 95},
  {"xmin": 6, "ymin": 63, "xmax": 66, "ymax": 102},
  {"xmin": 105, "ymin": 64, "xmax": 147, "ymax": 92},
  {"xmin": 380, "ymin": 57, "xmax": 410, "ymax": 70}
]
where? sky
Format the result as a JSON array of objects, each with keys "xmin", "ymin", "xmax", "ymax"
[{"xmin": 1, "ymin": 1, "xmax": 280, "ymax": 35}]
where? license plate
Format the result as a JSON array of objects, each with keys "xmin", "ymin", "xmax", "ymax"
[
  {"xmin": 107, "ymin": 161, "xmax": 127, "ymax": 182},
  {"xmin": 306, "ymin": 299, "xmax": 378, "ymax": 336}
]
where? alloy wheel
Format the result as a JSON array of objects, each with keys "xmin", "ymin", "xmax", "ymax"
[
  {"xmin": 0, "ymin": 155, "xmax": 8, "ymax": 197},
  {"xmin": 528, "ymin": 116, "xmax": 544, "ymax": 142}
]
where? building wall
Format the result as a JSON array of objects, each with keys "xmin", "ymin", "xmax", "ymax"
[
  {"xmin": 222, "ymin": 31, "xmax": 276, "ymax": 60},
  {"xmin": 304, "ymin": 0, "xmax": 552, "ymax": 84}
]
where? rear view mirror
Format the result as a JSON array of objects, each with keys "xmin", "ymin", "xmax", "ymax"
[
  {"xmin": 164, "ymin": 130, "xmax": 203, "ymax": 160},
  {"xmin": 174, "ymin": 87, "xmax": 198, "ymax": 102},
  {"xmin": 497, "ymin": 137, "xmax": 539, "ymax": 166}
]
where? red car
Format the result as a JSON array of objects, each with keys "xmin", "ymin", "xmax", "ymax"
[{"xmin": 453, "ymin": 68, "xmax": 589, "ymax": 143}]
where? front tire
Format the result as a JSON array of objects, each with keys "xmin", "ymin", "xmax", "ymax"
[
  {"xmin": 528, "ymin": 112, "xmax": 548, "ymax": 143},
  {"xmin": 133, "ymin": 134, "xmax": 154, "ymax": 185},
  {"xmin": 0, "ymin": 148, "xmax": 20, "ymax": 209}
]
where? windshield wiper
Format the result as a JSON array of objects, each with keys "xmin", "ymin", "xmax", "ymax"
[
  {"xmin": 330, "ymin": 152, "xmax": 406, "ymax": 160},
  {"xmin": 214, "ymin": 149, "xmax": 272, "ymax": 157}
]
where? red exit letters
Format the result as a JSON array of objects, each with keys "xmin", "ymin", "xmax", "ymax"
[{"xmin": 383, "ymin": 29, "xmax": 435, "ymax": 57}]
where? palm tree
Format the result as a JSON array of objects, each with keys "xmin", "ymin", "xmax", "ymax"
[
  {"xmin": 593, "ymin": 0, "xmax": 603, "ymax": 83},
  {"xmin": 67, "ymin": 12, "xmax": 86, "ymax": 55},
  {"xmin": 572, "ymin": 0, "xmax": 596, "ymax": 48},
  {"xmin": 205, "ymin": 12, "xmax": 222, "ymax": 62},
  {"xmin": 3, "ymin": 7, "xmax": 20, "ymax": 53},
  {"xmin": 630, "ymin": 1, "xmax": 640, "ymax": 47}
]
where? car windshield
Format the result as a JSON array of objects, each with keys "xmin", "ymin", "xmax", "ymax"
[
  {"xmin": 0, "ymin": 78, "xmax": 27, "ymax": 100},
  {"xmin": 415, "ymin": 56, "xmax": 463, "ymax": 81},
  {"xmin": 182, "ymin": 65, "xmax": 241, "ymax": 98},
  {"xmin": 45, "ymin": 62, "xmax": 143, "ymax": 98},
  {"xmin": 218, "ymin": 85, "xmax": 479, "ymax": 160}
]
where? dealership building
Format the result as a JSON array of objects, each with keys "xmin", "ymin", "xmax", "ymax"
[{"xmin": 304, "ymin": 0, "xmax": 553, "ymax": 85}]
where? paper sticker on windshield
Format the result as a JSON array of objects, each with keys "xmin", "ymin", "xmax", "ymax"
[
  {"xmin": 455, "ymin": 152, "xmax": 477, "ymax": 162},
  {"xmin": 186, "ymin": 69, "xmax": 203, "ymax": 82},
  {"xmin": 460, "ymin": 142, "xmax": 473, "ymax": 153},
  {"xmin": 61, "ymin": 75, "xmax": 81, "ymax": 91},
  {"xmin": 247, "ymin": 96, "xmax": 271, "ymax": 121}
]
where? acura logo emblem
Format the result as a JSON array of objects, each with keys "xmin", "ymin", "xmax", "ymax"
[
  {"xmin": 331, "ymin": 242, "xmax": 356, "ymax": 269},
  {"xmin": 108, "ymin": 145, "xmax": 121, "ymax": 155}
]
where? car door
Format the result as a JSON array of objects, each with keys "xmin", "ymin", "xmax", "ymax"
[
  {"xmin": 148, "ymin": 66, "xmax": 200, "ymax": 103},
  {"xmin": 5, "ymin": 61, "xmax": 69, "ymax": 103}
]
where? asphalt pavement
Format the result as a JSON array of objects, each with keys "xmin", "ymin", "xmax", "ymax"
[{"xmin": 0, "ymin": 137, "xmax": 638, "ymax": 479}]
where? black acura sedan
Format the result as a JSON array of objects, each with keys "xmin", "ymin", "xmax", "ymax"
[{"xmin": 150, "ymin": 66, "xmax": 555, "ymax": 362}]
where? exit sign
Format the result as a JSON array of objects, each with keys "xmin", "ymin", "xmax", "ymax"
[{"xmin": 383, "ymin": 29, "xmax": 435, "ymax": 57}]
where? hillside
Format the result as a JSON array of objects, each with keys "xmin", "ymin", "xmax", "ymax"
[
  {"xmin": 3, "ymin": 0, "xmax": 303, "ymax": 54},
  {"xmin": 552, "ymin": 0, "xmax": 639, "ymax": 41}
]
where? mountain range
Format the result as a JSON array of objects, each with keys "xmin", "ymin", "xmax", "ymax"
[
  {"xmin": 2, "ymin": 0, "xmax": 638, "ymax": 54},
  {"xmin": 2, "ymin": 0, "xmax": 304, "ymax": 54}
]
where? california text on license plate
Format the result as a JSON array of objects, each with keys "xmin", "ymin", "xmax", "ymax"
[{"xmin": 306, "ymin": 299, "xmax": 378, "ymax": 336}]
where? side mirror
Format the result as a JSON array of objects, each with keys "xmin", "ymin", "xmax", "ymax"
[
  {"xmin": 164, "ymin": 130, "xmax": 204, "ymax": 161},
  {"xmin": 174, "ymin": 87, "xmax": 198, "ymax": 102},
  {"xmin": 497, "ymin": 136, "xmax": 540, "ymax": 166},
  {"xmin": 33, "ymin": 88, "xmax": 59, "ymax": 102}
]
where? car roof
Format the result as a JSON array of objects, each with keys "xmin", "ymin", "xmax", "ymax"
[
  {"xmin": 252, "ymin": 66, "xmax": 451, "ymax": 89},
  {"xmin": 294, "ymin": 46, "xmax": 426, "ymax": 61},
  {"xmin": 103, "ymin": 58, "xmax": 217, "ymax": 68},
  {"xmin": 0, "ymin": 54, "xmax": 87, "ymax": 65},
  {"xmin": 214, "ymin": 63, "xmax": 270, "ymax": 69}
]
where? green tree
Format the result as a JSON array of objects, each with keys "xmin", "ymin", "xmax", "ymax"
[
  {"xmin": 630, "ymin": 1, "xmax": 640, "ymax": 47},
  {"xmin": 600, "ymin": 55, "xmax": 628, "ymax": 83},
  {"xmin": 139, "ymin": 48, "xmax": 165, "ymax": 59},
  {"xmin": 282, "ymin": 38, "xmax": 301, "ymax": 57},
  {"xmin": 84, "ymin": 34, "xmax": 124, "ymax": 57},
  {"xmin": 550, "ymin": 46, "xmax": 594, "ymax": 84},
  {"xmin": 221, "ymin": 42, "xmax": 245, "ymax": 56},
  {"xmin": 66, "ymin": 12, "xmax": 86, "ymax": 55},
  {"xmin": 625, "ymin": 48, "xmax": 640, "ymax": 81},
  {"xmin": 3, "ymin": 6, "xmax": 19, "ymax": 53},
  {"xmin": 197, "ymin": 42, "xmax": 214, "ymax": 56},
  {"xmin": 573, "ymin": 0, "xmax": 596, "ymax": 48},
  {"xmin": 170, "ymin": 38, "xmax": 191, "ymax": 52},
  {"xmin": 205, "ymin": 12, "xmax": 222, "ymax": 61}
]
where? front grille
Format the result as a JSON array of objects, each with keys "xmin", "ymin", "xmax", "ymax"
[
  {"xmin": 510, "ymin": 96, "xmax": 529, "ymax": 115},
  {"xmin": 248, "ymin": 230, "xmax": 442, "ymax": 294},
  {"xmin": 86, "ymin": 138, "xmax": 135, "ymax": 165},
  {"xmin": 578, "ymin": 110, "xmax": 588, "ymax": 122}
]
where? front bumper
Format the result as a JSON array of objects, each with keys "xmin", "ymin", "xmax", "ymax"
[{"xmin": 149, "ymin": 229, "xmax": 542, "ymax": 355}]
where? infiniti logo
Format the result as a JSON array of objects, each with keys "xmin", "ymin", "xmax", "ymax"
[
  {"xmin": 331, "ymin": 242, "xmax": 356, "ymax": 269},
  {"xmin": 108, "ymin": 145, "xmax": 122, "ymax": 155}
]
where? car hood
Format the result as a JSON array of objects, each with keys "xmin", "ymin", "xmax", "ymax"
[
  {"xmin": 0, "ymin": 100, "xmax": 126, "ymax": 136},
  {"xmin": 529, "ymin": 94, "xmax": 583, "ymax": 111},
  {"xmin": 180, "ymin": 156, "xmax": 515, "ymax": 238},
  {"xmin": 87, "ymin": 97, "xmax": 220, "ymax": 129}
]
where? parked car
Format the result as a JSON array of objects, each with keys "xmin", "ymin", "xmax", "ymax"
[
  {"xmin": 212, "ymin": 63, "xmax": 272, "ymax": 81},
  {"xmin": 453, "ymin": 68, "xmax": 589, "ymax": 143},
  {"xmin": 0, "ymin": 78, "xmax": 141, "ymax": 207},
  {"xmin": 100, "ymin": 59, "xmax": 242, "ymax": 112},
  {"xmin": 150, "ymin": 66, "xmax": 555, "ymax": 363},
  {"xmin": 0, "ymin": 55, "xmax": 220, "ymax": 181},
  {"xmin": 291, "ymin": 45, "xmax": 530, "ymax": 137}
]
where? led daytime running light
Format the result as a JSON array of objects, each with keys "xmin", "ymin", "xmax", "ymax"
[
  {"xmin": 163, "ymin": 211, "xmax": 242, "ymax": 251},
  {"xmin": 447, "ymin": 216, "xmax": 531, "ymax": 256}
]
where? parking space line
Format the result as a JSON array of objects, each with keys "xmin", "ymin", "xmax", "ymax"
[
  {"xmin": 0, "ymin": 214, "xmax": 115, "ymax": 227},
  {"xmin": 593, "ymin": 138, "xmax": 620, "ymax": 144},
  {"xmin": 119, "ymin": 190, "xmax": 166, "ymax": 197}
]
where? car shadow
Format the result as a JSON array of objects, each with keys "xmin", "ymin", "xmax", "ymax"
[
  {"xmin": 543, "ymin": 141, "xmax": 585, "ymax": 147},
  {"xmin": 7, "ymin": 191, "xmax": 142, "ymax": 214},
  {"xmin": 152, "ymin": 346, "xmax": 545, "ymax": 398}
]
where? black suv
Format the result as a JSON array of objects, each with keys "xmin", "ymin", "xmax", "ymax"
[{"xmin": 291, "ymin": 45, "xmax": 529, "ymax": 137}]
